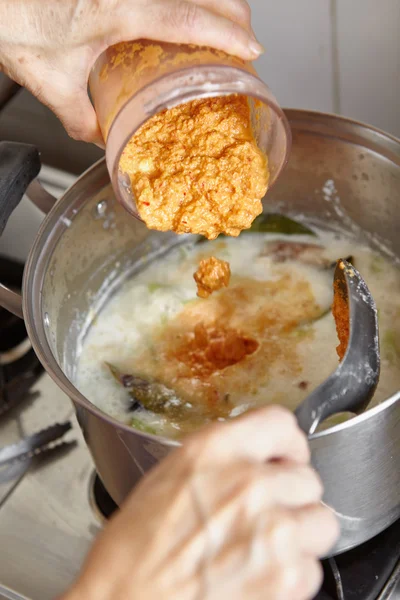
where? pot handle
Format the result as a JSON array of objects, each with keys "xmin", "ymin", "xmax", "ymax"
[
  {"xmin": 0, "ymin": 141, "xmax": 41, "ymax": 235},
  {"xmin": 0, "ymin": 141, "xmax": 42, "ymax": 317}
]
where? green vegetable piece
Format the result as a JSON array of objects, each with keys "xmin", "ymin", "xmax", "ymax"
[
  {"xmin": 130, "ymin": 417, "xmax": 158, "ymax": 435},
  {"xmin": 382, "ymin": 330, "xmax": 400, "ymax": 365},
  {"xmin": 249, "ymin": 214, "xmax": 317, "ymax": 236},
  {"xmin": 370, "ymin": 255, "xmax": 384, "ymax": 274},
  {"xmin": 181, "ymin": 298, "xmax": 197, "ymax": 305},
  {"xmin": 148, "ymin": 282, "xmax": 164, "ymax": 293},
  {"xmin": 291, "ymin": 326, "xmax": 314, "ymax": 339},
  {"xmin": 179, "ymin": 246, "xmax": 189, "ymax": 260}
]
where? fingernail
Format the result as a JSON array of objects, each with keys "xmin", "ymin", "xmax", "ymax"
[{"xmin": 248, "ymin": 39, "xmax": 265, "ymax": 58}]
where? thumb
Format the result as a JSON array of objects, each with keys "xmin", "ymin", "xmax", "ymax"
[
  {"xmin": 52, "ymin": 89, "xmax": 105, "ymax": 146},
  {"xmin": 116, "ymin": 0, "xmax": 263, "ymax": 61}
]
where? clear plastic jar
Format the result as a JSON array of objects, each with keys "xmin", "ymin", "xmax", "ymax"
[{"xmin": 89, "ymin": 40, "xmax": 291, "ymax": 220}]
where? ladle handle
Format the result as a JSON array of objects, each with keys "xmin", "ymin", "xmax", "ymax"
[
  {"xmin": 294, "ymin": 367, "xmax": 376, "ymax": 435},
  {"xmin": 0, "ymin": 141, "xmax": 42, "ymax": 317},
  {"xmin": 295, "ymin": 260, "xmax": 380, "ymax": 435}
]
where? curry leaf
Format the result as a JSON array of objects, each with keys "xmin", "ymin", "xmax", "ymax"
[
  {"xmin": 196, "ymin": 214, "xmax": 316, "ymax": 244},
  {"xmin": 248, "ymin": 214, "xmax": 317, "ymax": 236}
]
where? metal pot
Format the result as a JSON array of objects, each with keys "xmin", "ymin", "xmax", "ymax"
[{"xmin": 0, "ymin": 110, "xmax": 399, "ymax": 556}]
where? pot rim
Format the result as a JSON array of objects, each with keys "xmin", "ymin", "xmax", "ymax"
[
  {"xmin": 22, "ymin": 108, "xmax": 400, "ymax": 446},
  {"xmin": 285, "ymin": 108, "xmax": 400, "ymax": 154}
]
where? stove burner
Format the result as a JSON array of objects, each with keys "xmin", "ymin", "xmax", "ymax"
[
  {"xmin": 315, "ymin": 517, "xmax": 400, "ymax": 599},
  {"xmin": 0, "ymin": 255, "xmax": 43, "ymax": 415},
  {"xmin": 89, "ymin": 473, "xmax": 118, "ymax": 522},
  {"xmin": 0, "ymin": 255, "xmax": 26, "ymax": 353},
  {"xmin": 316, "ymin": 560, "xmax": 345, "ymax": 600},
  {"xmin": 0, "ymin": 302, "xmax": 27, "ymax": 353}
]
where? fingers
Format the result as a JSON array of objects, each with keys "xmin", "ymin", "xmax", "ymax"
[
  {"xmin": 191, "ymin": 0, "xmax": 253, "ymax": 33},
  {"xmin": 186, "ymin": 406, "xmax": 310, "ymax": 466},
  {"xmin": 15, "ymin": 54, "xmax": 104, "ymax": 145},
  {"xmin": 259, "ymin": 503, "xmax": 339, "ymax": 562},
  {"xmin": 204, "ymin": 520, "xmax": 324, "ymax": 599},
  {"xmin": 296, "ymin": 504, "xmax": 340, "ymax": 557},
  {"xmin": 249, "ymin": 471, "xmax": 336, "ymax": 560},
  {"xmin": 119, "ymin": 0, "xmax": 264, "ymax": 61},
  {"xmin": 296, "ymin": 558, "xmax": 324, "ymax": 600},
  {"xmin": 35, "ymin": 85, "xmax": 104, "ymax": 145},
  {"xmin": 209, "ymin": 462, "xmax": 323, "ymax": 525},
  {"xmin": 180, "ymin": 461, "xmax": 326, "ymax": 564},
  {"xmin": 212, "ymin": 504, "xmax": 333, "ymax": 598},
  {"xmin": 51, "ymin": 91, "xmax": 104, "ymax": 144},
  {"xmin": 206, "ymin": 502, "xmax": 328, "ymax": 598},
  {"xmin": 261, "ymin": 463, "xmax": 324, "ymax": 507},
  {"xmin": 264, "ymin": 557, "xmax": 323, "ymax": 600}
]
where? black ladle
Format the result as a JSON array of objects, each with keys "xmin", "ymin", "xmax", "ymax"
[{"xmin": 295, "ymin": 259, "xmax": 380, "ymax": 434}]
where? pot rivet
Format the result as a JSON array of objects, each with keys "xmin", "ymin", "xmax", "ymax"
[{"xmin": 44, "ymin": 312, "xmax": 50, "ymax": 327}]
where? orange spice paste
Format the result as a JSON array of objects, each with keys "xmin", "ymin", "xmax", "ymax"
[{"xmin": 119, "ymin": 95, "xmax": 269, "ymax": 239}]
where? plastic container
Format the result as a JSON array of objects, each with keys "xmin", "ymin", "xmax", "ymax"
[{"xmin": 89, "ymin": 39, "xmax": 291, "ymax": 220}]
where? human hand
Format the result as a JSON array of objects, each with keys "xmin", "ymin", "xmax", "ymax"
[
  {"xmin": 62, "ymin": 406, "xmax": 339, "ymax": 600},
  {"xmin": 0, "ymin": 0, "xmax": 263, "ymax": 144}
]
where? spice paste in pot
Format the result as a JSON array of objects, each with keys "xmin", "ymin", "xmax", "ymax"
[{"xmin": 76, "ymin": 219, "xmax": 400, "ymax": 438}]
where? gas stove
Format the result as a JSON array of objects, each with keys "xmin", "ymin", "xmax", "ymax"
[
  {"xmin": 0, "ymin": 169, "xmax": 399, "ymax": 600},
  {"xmin": 0, "ymin": 374, "xmax": 99, "ymax": 600},
  {"xmin": 0, "ymin": 168, "xmax": 102, "ymax": 600},
  {"xmin": 0, "ymin": 369, "xmax": 399, "ymax": 600}
]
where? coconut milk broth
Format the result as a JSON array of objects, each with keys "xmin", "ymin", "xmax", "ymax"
[{"xmin": 75, "ymin": 224, "xmax": 400, "ymax": 438}]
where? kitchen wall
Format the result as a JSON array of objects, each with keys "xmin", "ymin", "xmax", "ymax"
[
  {"xmin": 251, "ymin": 0, "xmax": 400, "ymax": 138},
  {"xmin": 0, "ymin": 0, "xmax": 399, "ymax": 175}
]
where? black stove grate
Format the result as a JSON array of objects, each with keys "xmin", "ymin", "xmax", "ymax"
[
  {"xmin": 92, "ymin": 473, "xmax": 119, "ymax": 520},
  {"xmin": 315, "ymin": 517, "xmax": 400, "ymax": 599},
  {"xmin": 0, "ymin": 255, "xmax": 43, "ymax": 415}
]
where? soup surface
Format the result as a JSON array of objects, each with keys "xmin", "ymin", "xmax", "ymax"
[{"xmin": 76, "ymin": 219, "xmax": 400, "ymax": 438}]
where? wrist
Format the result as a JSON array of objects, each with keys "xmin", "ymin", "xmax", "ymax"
[
  {"xmin": 57, "ymin": 584, "xmax": 93, "ymax": 600},
  {"xmin": 57, "ymin": 577, "xmax": 114, "ymax": 600},
  {"xmin": 57, "ymin": 592, "xmax": 79, "ymax": 600}
]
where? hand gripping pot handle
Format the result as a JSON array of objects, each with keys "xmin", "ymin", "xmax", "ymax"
[{"xmin": 0, "ymin": 141, "xmax": 42, "ymax": 317}]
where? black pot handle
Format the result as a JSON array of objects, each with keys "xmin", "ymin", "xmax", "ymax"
[{"xmin": 0, "ymin": 141, "xmax": 41, "ymax": 236}]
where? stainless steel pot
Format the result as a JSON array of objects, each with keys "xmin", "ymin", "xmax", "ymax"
[{"xmin": 0, "ymin": 110, "xmax": 399, "ymax": 556}]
